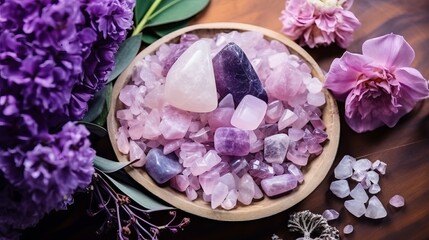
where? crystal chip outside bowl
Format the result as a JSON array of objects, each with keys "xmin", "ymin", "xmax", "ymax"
[{"xmin": 107, "ymin": 22, "xmax": 340, "ymax": 221}]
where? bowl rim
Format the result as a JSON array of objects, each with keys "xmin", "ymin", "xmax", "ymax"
[{"xmin": 107, "ymin": 22, "xmax": 340, "ymax": 221}]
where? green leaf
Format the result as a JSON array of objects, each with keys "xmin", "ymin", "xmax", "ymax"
[
  {"xmin": 135, "ymin": 0, "xmax": 154, "ymax": 24},
  {"xmin": 100, "ymin": 171, "xmax": 173, "ymax": 210},
  {"xmin": 146, "ymin": 0, "xmax": 209, "ymax": 28},
  {"xmin": 93, "ymin": 83, "xmax": 112, "ymax": 126},
  {"xmin": 107, "ymin": 34, "xmax": 142, "ymax": 83},
  {"xmin": 152, "ymin": 19, "xmax": 189, "ymax": 37},
  {"xmin": 93, "ymin": 155, "xmax": 135, "ymax": 173},
  {"xmin": 82, "ymin": 86, "xmax": 108, "ymax": 122},
  {"xmin": 142, "ymin": 30, "xmax": 160, "ymax": 44},
  {"xmin": 78, "ymin": 121, "xmax": 108, "ymax": 137}
]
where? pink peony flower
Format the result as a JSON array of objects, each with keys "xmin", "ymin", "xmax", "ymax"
[
  {"xmin": 279, "ymin": 0, "xmax": 360, "ymax": 48},
  {"xmin": 325, "ymin": 33, "xmax": 429, "ymax": 132}
]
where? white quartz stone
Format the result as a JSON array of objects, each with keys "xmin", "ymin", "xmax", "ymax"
[
  {"xmin": 165, "ymin": 39, "xmax": 218, "ymax": 113},
  {"xmin": 365, "ymin": 196, "xmax": 387, "ymax": 219},
  {"xmin": 350, "ymin": 183, "xmax": 369, "ymax": 203},
  {"xmin": 334, "ymin": 155, "xmax": 355, "ymax": 180},
  {"xmin": 353, "ymin": 158, "xmax": 372, "ymax": 172},
  {"xmin": 344, "ymin": 199, "xmax": 366, "ymax": 217},
  {"xmin": 330, "ymin": 179, "xmax": 350, "ymax": 198}
]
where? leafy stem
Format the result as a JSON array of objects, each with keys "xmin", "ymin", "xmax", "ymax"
[
  {"xmin": 147, "ymin": 0, "xmax": 181, "ymax": 21},
  {"xmin": 133, "ymin": 0, "xmax": 163, "ymax": 36}
]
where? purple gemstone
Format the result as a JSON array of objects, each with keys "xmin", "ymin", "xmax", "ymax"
[
  {"xmin": 231, "ymin": 158, "xmax": 250, "ymax": 177},
  {"xmin": 145, "ymin": 148, "xmax": 183, "ymax": 184},
  {"xmin": 248, "ymin": 159, "xmax": 275, "ymax": 179},
  {"xmin": 260, "ymin": 174, "xmax": 298, "ymax": 197},
  {"xmin": 214, "ymin": 127, "xmax": 250, "ymax": 156},
  {"xmin": 212, "ymin": 42, "xmax": 268, "ymax": 105}
]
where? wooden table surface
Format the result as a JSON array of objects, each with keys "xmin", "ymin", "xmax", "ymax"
[{"xmin": 22, "ymin": 0, "xmax": 429, "ymax": 239}]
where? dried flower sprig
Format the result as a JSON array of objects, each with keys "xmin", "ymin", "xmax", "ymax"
[
  {"xmin": 88, "ymin": 172, "xmax": 190, "ymax": 240},
  {"xmin": 288, "ymin": 210, "xmax": 339, "ymax": 240}
]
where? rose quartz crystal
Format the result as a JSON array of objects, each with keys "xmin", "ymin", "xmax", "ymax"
[
  {"xmin": 165, "ymin": 40, "xmax": 218, "ymax": 112},
  {"xmin": 231, "ymin": 95, "xmax": 268, "ymax": 130}
]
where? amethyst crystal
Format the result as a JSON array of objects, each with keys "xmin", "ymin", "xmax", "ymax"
[
  {"xmin": 145, "ymin": 148, "xmax": 183, "ymax": 184},
  {"xmin": 212, "ymin": 42, "xmax": 268, "ymax": 105},
  {"xmin": 214, "ymin": 127, "xmax": 250, "ymax": 156}
]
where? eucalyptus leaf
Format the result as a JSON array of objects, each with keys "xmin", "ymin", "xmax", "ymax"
[
  {"xmin": 93, "ymin": 83, "xmax": 112, "ymax": 126},
  {"xmin": 135, "ymin": 0, "xmax": 154, "ymax": 24},
  {"xmin": 107, "ymin": 34, "xmax": 142, "ymax": 83},
  {"xmin": 153, "ymin": 19, "xmax": 189, "ymax": 37},
  {"xmin": 100, "ymin": 171, "xmax": 173, "ymax": 210},
  {"xmin": 146, "ymin": 0, "xmax": 209, "ymax": 28},
  {"xmin": 142, "ymin": 30, "xmax": 160, "ymax": 44},
  {"xmin": 93, "ymin": 155, "xmax": 135, "ymax": 173},
  {"xmin": 82, "ymin": 86, "xmax": 108, "ymax": 122},
  {"xmin": 78, "ymin": 121, "xmax": 108, "ymax": 137}
]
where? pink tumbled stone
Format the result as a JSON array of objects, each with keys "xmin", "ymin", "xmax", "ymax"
[
  {"xmin": 265, "ymin": 100, "xmax": 284, "ymax": 123},
  {"xmin": 287, "ymin": 142, "xmax": 310, "ymax": 166},
  {"xmin": 129, "ymin": 140, "xmax": 144, "ymax": 161},
  {"xmin": 116, "ymin": 126, "xmax": 130, "ymax": 154},
  {"xmin": 180, "ymin": 142, "xmax": 206, "ymax": 156},
  {"xmin": 288, "ymin": 127, "xmax": 305, "ymax": 141},
  {"xmin": 116, "ymin": 109, "xmax": 133, "ymax": 120},
  {"xmin": 218, "ymin": 93, "xmax": 235, "ymax": 108},
  {"xmin": 185, "ymin": 187, "xmax": 198, "ymax": 201},
  {"xmin": 253, "ymin": 181, "xmax": 264, "ymax": 199},
  {"xmin": 159, "ymin": 106, "xmax": 192, "ymax": 139},
  {"xmin": 231, "ymin": 95, "xmax": 267, "ymax": 131},
  {"xmin": 144, "ymin": 85, "xmax": 165, "ymax": 110},
  {"xmin": 190, "ymin": 150, "xmax": 222, "ymax": 176},
  {"xmin": 287, "ymin": 164, "xmax": 304, "ymax": 183},
  {"xmin": 307, "ymin": 91, "xmax": 325, "ymax": 107},
  {"xmin": 207, "ymin": 107, "xmax": 234, "ymax": 130},
  {"xmin": 219, "ymin": 173, "xmax": 237, "ymax": 190},
  {"xmin": 389, "ymin": 195, "xmax": 405, "ymax": 208},
  {"xmin": 260, "ymin": 174, "xmax": 298, "ymax": 197},
  {"xmin": 163, "ymin": 139, "xmax": 185, "ymax": 155},
  {"xmin": 238, "ymin": 173, "xmax": 256, "ymax": 205},
  {"xmin": 265, "ymin": 63, "xmax": 305, "ymax": 102},
  {"xmin": 221, "ymin": 189, "xmax": 239, "ymax": 210},
  {"xmin": 189, "ymin": 127, "xmax": 212, "ymax": 143},
  {"xmin": 291, "ymin": 106, "xmax": 309, "ymax": 129},
  {"xmin": 128, "ymin": 121, "xmax": 144, "ymax": 140},
  {"xmin": 211, "ymin": 182, "xmax": 229, "ymax": 209},
  {"xmin": 199, "ymin": 170, "xmax": 220, "ymax": 195},
  {"xmin": 170, "ymin": 174, "xmax": 190, "ymax": 192},
  {"xmin": 142, "ymin": 109, "xmax": 161, "ymax": 140},
  {"xmin": 278, "ymin": 109, "xmax": 298, "ymax": 131},
  {"xmin": 119, "ymin": 85, "xmax": 139, "ymax": 107}
]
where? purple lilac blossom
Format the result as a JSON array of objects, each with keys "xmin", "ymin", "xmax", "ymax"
[
  {"xmin": 0, "ymin": 0, "xmax": 134, "ymax": 237},
  {"xmin": 324, "ymin": 33, "xmax": 429, "ymax": 132}
]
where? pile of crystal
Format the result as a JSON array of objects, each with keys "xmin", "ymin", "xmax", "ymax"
[
  {"xmin": 115, "ymin": 31, "xmax": 328, "ymax": 210},
  {"xmin": 330, "ymin": 155, "xmax": 404, "ymax": 219}
]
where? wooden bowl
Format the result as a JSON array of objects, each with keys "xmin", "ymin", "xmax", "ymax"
[{"xmin": 107, "ymin": 22, "xmax": 340, "ymax": 221}]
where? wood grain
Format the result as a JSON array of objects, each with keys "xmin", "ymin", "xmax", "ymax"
[{"xmin": 22, "ymin": 0, "xmax": 429, "ymax": 239}]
